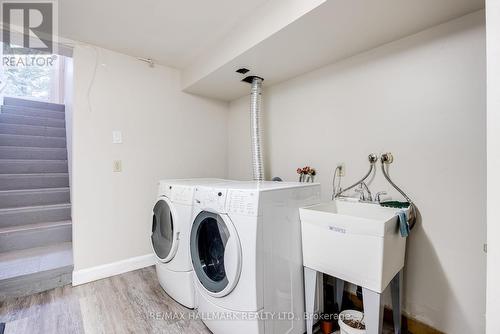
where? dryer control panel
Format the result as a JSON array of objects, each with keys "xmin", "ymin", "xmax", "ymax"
[
  {"xmin": 157, "ymin": 181, "xmax": 173, "ymax": 198},
  {"xmin": 227, "ymin": 190, "xmax": 259, "ymax": 216},
  {"xmin": 194, "ymin": 186, "xmax": 228, "ymax": 212}
]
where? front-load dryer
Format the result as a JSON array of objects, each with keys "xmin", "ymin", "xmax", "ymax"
[
  {"xmin": 152, "ymin": 178, "xmax": 229, "ymax": 308},
  {"xmin": 190, "ymin": 181, "xmax": 321, "ymax": 334}
]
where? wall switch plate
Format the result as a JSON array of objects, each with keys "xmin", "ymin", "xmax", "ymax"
[
  {"xmin": 112, "ymin": 131, "xmax": 123, "ymax": 144},
  {"xmin": 113, "ymin": 160, "xmax": 122, "ymax": 172}
]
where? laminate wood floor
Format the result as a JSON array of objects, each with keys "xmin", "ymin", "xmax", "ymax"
[
  {"xmin": 0, "ymin": 266, "xmax": 210, "ymax": 334},
  {"xmin": 0, "ymin": 266, "xmax": 396, "ymax": 334}
]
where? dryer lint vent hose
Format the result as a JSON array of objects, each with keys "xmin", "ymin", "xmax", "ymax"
[{"xmin": 249, "ymin": 76, "xmax": 265, "ymax": 181}]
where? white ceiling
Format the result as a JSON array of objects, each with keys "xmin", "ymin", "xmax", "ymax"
[
  {"xmin": 58, "ymin": 0, "xmax": 269, "ymax": 69},
  {"xmin": 183, "ymin": 0, "xmax": 485, "ymax": 101},
  {"xmin": 58, "ymin": 0, "xmax": 485, "ymax": 101}
]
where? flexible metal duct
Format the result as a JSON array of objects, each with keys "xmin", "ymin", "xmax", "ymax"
[{"xmin": 250, "ymin": 77, "xmax": 264, "ymax": 181}]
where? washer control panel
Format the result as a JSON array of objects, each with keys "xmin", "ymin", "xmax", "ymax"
[
  {"xmin": 194, "ymin": 186, "xmax": 227, "ymax": 212},
  {"xmin": 171, "ymin": 185, "xmax": 195, "ymax": 205},
  {"xmin": 227, "ymin": 190, "xmax": 259, "ymax": 216}
]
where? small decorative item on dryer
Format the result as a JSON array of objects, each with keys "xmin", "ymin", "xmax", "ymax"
[{"xmin": 297, "ymin": 166, "xmax": 316, "ymax": 182}]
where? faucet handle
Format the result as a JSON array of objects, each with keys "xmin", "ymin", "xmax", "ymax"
[{"xmin": 375, "ymin": 191, "xmax": 388, "ymax": 203}]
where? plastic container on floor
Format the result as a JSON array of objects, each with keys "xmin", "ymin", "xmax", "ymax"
[{"xmin": 338, "ymin": 310, "xmax": 366, "ymax": 334}]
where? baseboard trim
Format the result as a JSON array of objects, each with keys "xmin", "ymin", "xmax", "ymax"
[{"xmin": 72, "ymin": 253, "xmax": 156, "ymax": 286}]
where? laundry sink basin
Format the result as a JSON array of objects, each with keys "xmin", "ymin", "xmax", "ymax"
[{"xmin": 299, "ymin": 199, "xmax": 407, "ymax": 293}]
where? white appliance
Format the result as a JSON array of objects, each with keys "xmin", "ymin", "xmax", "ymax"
[
  {"xmin": 189, "ymin": 181, "xmax": 321, "ymax": 334},
  {"xmin": 152, "ymin": 178, "xmax": 229, "ymax": 308}
]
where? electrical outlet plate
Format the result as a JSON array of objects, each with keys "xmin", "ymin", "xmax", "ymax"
[
  {"xmin": 338, "ymin": 163, "xmax": 345, "ymax": 176},
  {"xmin": 113, "ymin": 160, "xmax": 122, "ymax": 172}
]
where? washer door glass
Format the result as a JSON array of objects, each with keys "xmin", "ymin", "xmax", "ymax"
[
  {"xmin": 191, "ymin": 211, "xmax": 241, "ymax": 295},
  {"xmin": 151, "ymin": 198, "xmax": 175, "ymax": 261}
]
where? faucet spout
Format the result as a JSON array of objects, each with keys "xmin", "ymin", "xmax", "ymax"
[
  {"xmin": 355, "ymin": 182, "xmax": 373, "ymax": 202},
  {"xmin": 361, "ymin": 182, "xmax": 373, "ymax": 202}
]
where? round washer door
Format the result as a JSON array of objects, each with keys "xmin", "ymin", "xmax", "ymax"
[
  {"xmin": 190, "ymin": 211, "xmax": 242, "ymax": 298},
  {"xmin": 151, "ymin": 197, "xmax": 179, "ymax": 263}
]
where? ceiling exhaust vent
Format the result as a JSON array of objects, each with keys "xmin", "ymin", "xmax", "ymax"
[
  {"xmin": 242, "ymin": 75, "xmax": 264, "ymax": 84},
  {"xmin": 236, "ymin": 68, "xmax": 250, "ymax": 74}
]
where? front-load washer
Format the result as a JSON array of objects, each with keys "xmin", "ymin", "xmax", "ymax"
[
  {"xmin": 152, "ymin": 178, "xmax": 230, "ymax": 308},
  {"xmin": 189, "ymin": 181, "xmax": 321, "ymax": 334}
]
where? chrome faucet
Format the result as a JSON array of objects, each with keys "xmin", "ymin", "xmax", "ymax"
[{"xmin": 355, "ymin": 182, "xmax": 372, "ymax": 202}]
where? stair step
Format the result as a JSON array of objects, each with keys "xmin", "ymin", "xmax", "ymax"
[
  {"xmin": 0, "ymin": 113, "xmax": 65, "ymax": 128},
  {"xmin": 0, "ymin": 220, "xmax": 71, "ymax": 252},
  {"xmin": 0, "ymin": 146, "xmax": 67, "ymax": 160},
  {"xmin": 0, "ymin": 173, "xmax": 69, "ymax": 190},
  {"xmin": 0, "ymin": 188, "xmax": 70, "ymax": 208},
  {"xmin": 0, "ymin": 203, "xmax": 71, "ymax": 228},
  {"xmin": 0, "ymin": 159, "xmax": 68, "ymax": 174},
  {"xmin": 0, "ymin": 242, "xmax": 72, "ymax": 300},
  {"xmin": 0, "ymin": 123, "xmax": 65, "ymax": 137},
  {"xmin": 0, "ymin": 133, "xmax": 66, "ymax": 148},
  {"xmin": 3, "ymin": 97, "xmax": 65, "ymax": 112},
  {"xmin": 1, "ymin": 105, "xmax": 65, "ymax": 120}
]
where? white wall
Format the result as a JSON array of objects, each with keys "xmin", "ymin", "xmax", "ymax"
[
  {"xmin": 71, "ymin": 46, "xmax": 229, "ymax": 271},
  {"xmin": 228, "ymin": 11, "xmax": 486, "ymax": 333},
  {"xmin": 486, "ymin": 1, "xmax": 500, "ymax": 332}
]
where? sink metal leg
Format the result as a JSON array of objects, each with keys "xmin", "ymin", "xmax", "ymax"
[
  {"xmin": 362, "ymin": 287, "xmax": 383, "ymax": 334},
  {"xmin": 335, "ymin": 277, "xmax": 345, "ymax": 312},
  {"xmin": 304, "ymin": 266, "xmax": 318, "ymax": 334},
  {"xmin": 390, "ymin": 271, "xmax": 403, "ymax": 334},
  {"xmin": 317, "ymin": 271, "xmax": 324, "ymax": 314}
]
